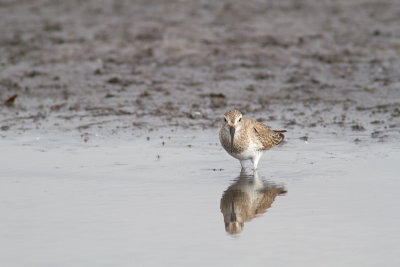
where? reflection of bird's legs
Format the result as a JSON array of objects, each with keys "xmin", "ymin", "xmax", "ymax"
[
  {"xmin": 252, "ymin": 170, "xmax": 263, "ymax": 187},
  {"xmin": 240, "ymin": 167, "xmax": 247, "ymax": 177},
  {"xmin": 253, "ymin": 169, "xmax": 259, "ymax": 178}
]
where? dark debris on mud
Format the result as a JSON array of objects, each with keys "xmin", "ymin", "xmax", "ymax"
[{"xmin": 1, "ymin": 0, "xmax": 399, "ymax": 142}]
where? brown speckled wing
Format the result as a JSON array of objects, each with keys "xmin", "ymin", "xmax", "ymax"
[{"xmin": 253, "ymin": 121, "xmax": 286, "ymax": 150}]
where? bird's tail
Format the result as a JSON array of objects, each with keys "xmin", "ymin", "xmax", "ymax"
[{"xmin": 273, "ymin": 130, "xmax": 286, "ymax": 144}]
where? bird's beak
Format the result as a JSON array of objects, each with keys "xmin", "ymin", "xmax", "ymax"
[
  {"xmin": 229, "ymin": 126, "xmax": 235, "ymax": 153},
  {"xmin": 230, "ymin": 202, "xmax": 237, "ymax": 222},
  {"xmin": 230, "ymin": 211, "xmax": 237, "ymax": 222}
]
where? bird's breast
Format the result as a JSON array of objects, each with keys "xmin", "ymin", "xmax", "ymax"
[{"xmin": 220, "ymin": 128, "xmax": 253, "ymax": 156}]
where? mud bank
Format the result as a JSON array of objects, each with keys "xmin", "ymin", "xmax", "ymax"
[{"xmin": 1, "ymin": 0, "xmax": 399, "ymax": 142}]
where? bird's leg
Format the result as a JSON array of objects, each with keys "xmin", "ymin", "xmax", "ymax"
[
  {"xmin": 240, "ymin": 160, "xmax": 247, "ymax": 170},
  {"xmin": 252, "ymin": 153, "xmax": 262, "ymax": 170}
]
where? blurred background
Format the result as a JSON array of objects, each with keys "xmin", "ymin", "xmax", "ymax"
[{"xmin": 1, "ymin": 0, "xmax": 399, "ymax": 141}]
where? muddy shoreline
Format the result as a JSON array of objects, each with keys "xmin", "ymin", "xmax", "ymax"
[{"xmin": 1, "ymin": 0, "xmax": 399, "ymax": 142}]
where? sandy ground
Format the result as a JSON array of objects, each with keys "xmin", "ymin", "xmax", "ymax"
[{"xmin": 1, "ymin": 0, "xmax": 400, "ymax": 142}]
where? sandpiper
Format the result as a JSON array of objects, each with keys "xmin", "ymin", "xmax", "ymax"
[{"xmin": 219, "ymin": 109, "xmax": 286, "ymax": 169}]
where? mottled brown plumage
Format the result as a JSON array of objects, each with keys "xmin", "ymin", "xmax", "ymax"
[
  {"xmin": 219, "ymin": 109, "xmax": 286, "ymax": 169},
  {"xmin": 253, "ymin": 120, "xmax": 286, "ymax": 149}
]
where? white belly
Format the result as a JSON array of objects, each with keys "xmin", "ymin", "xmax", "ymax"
[{"xmin": 231, "ymin": 141, "xmax": 263, "ymax": 161}]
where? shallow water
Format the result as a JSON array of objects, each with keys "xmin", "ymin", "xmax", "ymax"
[{"xmin": 1, "ymin": 129, "xmax": 399, "ymax": 266}]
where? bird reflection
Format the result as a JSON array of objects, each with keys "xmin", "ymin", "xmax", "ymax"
[{"xmin": 220, "ymin": 170, "xmax": 287, "ymax": 235}]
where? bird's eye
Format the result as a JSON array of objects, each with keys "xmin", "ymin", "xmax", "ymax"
[
  {"xmin": 224, "ymin": 118, "xmax": 227, "ymax": 122},
  {"xmin": 238, "ymin": 117, "xmax": 242, "ymax": 122}
]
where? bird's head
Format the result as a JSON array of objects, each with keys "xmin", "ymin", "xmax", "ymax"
[
  {"xmin": 223, "ymin": 109, "xmax": 243, "ymax": 153},
  {"xmin": 225, "ymin": 221, "xmax": 244, "ymax": 235},
  {"xmin": 224, "ymin": 204, "xmax": 244, "ymax": 235}
]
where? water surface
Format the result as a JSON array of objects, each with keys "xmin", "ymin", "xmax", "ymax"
[{"xmin": 1, "ymin": 130, "xmax": 399, "ymax": 266}]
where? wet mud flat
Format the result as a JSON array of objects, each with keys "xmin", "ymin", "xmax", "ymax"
[{"xmin": 0, "ymin": 0, "xmax": 400, "ymax": 142}]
